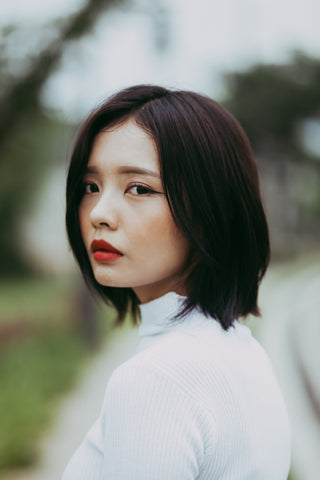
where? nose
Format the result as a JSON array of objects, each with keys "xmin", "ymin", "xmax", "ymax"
[{"xmin": 89, "ymin": 193, "xmax": 119, "ymax": 231}]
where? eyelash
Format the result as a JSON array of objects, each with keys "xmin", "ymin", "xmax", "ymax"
[
  {"xmin": 82, "ymin": 182, "xmax": 157, "ymax": 196},
  {"xmin": 126, "ymin": 184, "xmax": 156, "ymax": 195}
]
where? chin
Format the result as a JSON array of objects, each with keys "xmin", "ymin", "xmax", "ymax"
[
  {"xmin": 93, "ymin": 271, "xmax": 114, "ymax": 287},
  {"xmin": 93, "ymin": 273, "xmax": 126, "ymax": 289}
]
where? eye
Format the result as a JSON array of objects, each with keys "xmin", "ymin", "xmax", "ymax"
[
  {"xmin": 127, "ymin": 184, "xmax": 155, "ymax": 195},
  {"xmin": 83, "ymin": 182, "xmax": 99, "ymax": 194}
]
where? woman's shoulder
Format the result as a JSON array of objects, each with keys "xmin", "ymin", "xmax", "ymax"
[
  {"xmin": 105, "ymin": 325, "xmax": 250, "ymax": 406},
  {"xmin": 111, "ymin": 318, "xmax": 263, "ymax": 385}
]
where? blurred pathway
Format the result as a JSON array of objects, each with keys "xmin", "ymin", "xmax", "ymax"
[
  {"xmin": 257, "ymin": 254, "xmax": 320, "ymax": 480},
  {"xmin": 8, "ymin": 325, "xmax": 138, "ymax": 480}
]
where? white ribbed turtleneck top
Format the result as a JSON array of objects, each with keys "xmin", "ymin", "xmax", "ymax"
[{"xmin": 62, "ymin": 292, "xmax": 291, "ymax": 479}]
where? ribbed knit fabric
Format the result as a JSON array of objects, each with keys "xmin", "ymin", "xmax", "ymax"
[{"xmin": 62, "ymin": 292, "xmax": 291, "ymax": 479}]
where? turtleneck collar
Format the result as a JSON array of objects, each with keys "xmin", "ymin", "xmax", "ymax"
[
  {"xmin": 137, "ymin": 291, "xmax": 249, "ymax": 353},
  {"xmin": 138, "ymin": 291, "xmax": 187, "ymax": 340}
]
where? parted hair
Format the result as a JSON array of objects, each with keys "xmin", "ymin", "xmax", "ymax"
[{"xmin": 66, "ymin": 84, "xmax": 270, "ymax": 330}]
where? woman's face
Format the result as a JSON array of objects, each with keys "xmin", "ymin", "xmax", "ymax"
[{"xmin": 79, "ymin": 120, "xmax": 191, "ymax": 304}]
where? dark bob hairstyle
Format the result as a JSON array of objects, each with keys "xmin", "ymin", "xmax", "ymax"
[{"xmin": 66, "ymin": 84, "xmax": 270, "ymax": 330}]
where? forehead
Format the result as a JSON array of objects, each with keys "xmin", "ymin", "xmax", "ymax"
[{"xmin": 88, "ymin": 120, "xmax": 159, "ymax": 172}]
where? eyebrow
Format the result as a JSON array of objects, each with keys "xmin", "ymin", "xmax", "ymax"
[{"xmin": 85, "ymin": 165, "xmax": 160, "ymax": 178}]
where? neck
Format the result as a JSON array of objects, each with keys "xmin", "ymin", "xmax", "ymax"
[{"xmin": 133, "ymin": 283, "xmax": 188, "ymax": 305}]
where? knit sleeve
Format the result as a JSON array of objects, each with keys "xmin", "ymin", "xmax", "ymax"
[{"xmin": 100, "ymin": 362, "xmax": 207, "ymax": 479}]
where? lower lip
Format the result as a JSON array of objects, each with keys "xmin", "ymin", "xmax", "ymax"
[{"xmin": 93, "ymin": 251, "xmax": 123, "ymax": 262}]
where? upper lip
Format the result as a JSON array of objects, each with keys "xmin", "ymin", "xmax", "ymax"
[{"xmin": 91, "ymin": 239, "xmax": 123, "ymax": 255}]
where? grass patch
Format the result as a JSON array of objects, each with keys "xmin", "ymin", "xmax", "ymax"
[
  {"xmin": 0, "ymin": 275, "xmax": 115, "ymax": 474},
  {"xmin": 0, "ymin": 276, "xmax": 71, "ymax": 325},
  {"xmin": 0, "ymin": 326, "xmax": 89, "ymax": 471}
]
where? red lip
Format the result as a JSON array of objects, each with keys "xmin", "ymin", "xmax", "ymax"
[{"xmin": 91, "ymin": 239, "xmax": 123, "ymax": 255}]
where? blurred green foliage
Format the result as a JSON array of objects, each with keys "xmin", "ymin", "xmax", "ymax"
[
  {"xmin": 223, "ymin": 52, "xmax": 320, "ymax": 253},
  {"xmin": 0, "ymin": 327, "xmax": 88, "ymax": 470},
  {"xmin": 0, "ymin": 277, "xmax": 70, "ymax": 323},
  {"xmin": 223, "ymin": 52, "xmax": 320, "ymax": 162},
  {"xmin": 0, "ymin": 276, "xmax": 114, "ymax": 473},
  {"xmin": 0, "ymin": 113, "xmax": 73, "ymax": 276}
]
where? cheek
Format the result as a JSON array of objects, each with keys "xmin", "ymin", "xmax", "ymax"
[
  {"xmin": 134, "ymin": 205, "xmax": 172, "ymax": 239},
  {"xmin": 132, "ymin": 206, "xmax": 189, "ymax": 259}
]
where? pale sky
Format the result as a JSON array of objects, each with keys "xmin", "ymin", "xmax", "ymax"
[{"xmin": 1, "ymin": 0, "xmax": 320, "ymax": 120}]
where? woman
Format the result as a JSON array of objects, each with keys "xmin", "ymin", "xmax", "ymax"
[{"xmin": 63, "ymin": 85, "xmax": 291, "ymax": 479}]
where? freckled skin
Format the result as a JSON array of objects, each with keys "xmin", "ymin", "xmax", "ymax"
[{"xmin": 79, "ymin": 121, "xmax": 191, "ymax": 304}]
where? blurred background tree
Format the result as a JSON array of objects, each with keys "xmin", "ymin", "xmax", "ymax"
[
  {"xmin": 0, "ymin": 0, "xmax": 129, "ymax": 276},
  {"xmin": 223, "ymin": 52, "xmax": 320, "ymax": 255}
]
